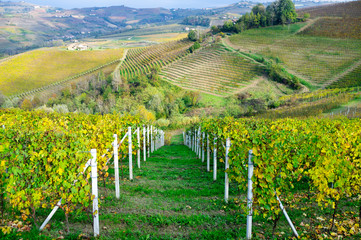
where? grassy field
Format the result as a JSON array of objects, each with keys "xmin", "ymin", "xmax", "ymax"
[
  {"xmin": 228, "ymin": 23, "xmax": 361, "ymax": 88},
  {"xmin": 2, "ymin": 133, "xmax": 360, "ymax": 239},
  {"xmin": 0, "ymin": 48, "xmax": 124, "ymax": 96}
]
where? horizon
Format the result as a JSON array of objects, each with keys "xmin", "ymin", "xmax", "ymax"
[{"xmin": 2, "ymin": 0, "xmax": 349, "ymax": 9}]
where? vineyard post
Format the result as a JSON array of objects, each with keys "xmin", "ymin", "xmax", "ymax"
[
  {"xmin": 275, "ymin": 193, "xmax": 299, "ymax": 238},
  {"xmin": 191, "ymin": 130, "xmax": 194, "ymax": 152},
  {"xmin": 195, "ymin": 129, "xmax": 197, "ymax": 154},
  {"xmin": 151, "ymin": 126, "xmax": 154, "ymax": 153},
  {"xmin": 155, "ymin": 128, "xmax": 158, "ymax": 150},
  {"xmin": 128, "ymin": 127, "xmax": 133, "ymax": 180},
  {"xmin": 113, "ymin": 134, "xmax": 120, "ymax": 199},
  {"xmin": 137, "ymin": 127, "xmax": 140, "ymax": 168},
  {"xmin": 183, "ymin": 132, "xmax": 185, "ymax": 145},
  {"xmin": 246, "ymin": 150, "xmax": 254, "ymax": 240},
  {"xmin": 188, "ymin": 131, "xmax": 191, "ymax": 148},
  {"xmin": 39, "ymin": 199, "xmax": 62, "ymax": 231},
  {"xmin": 91, "ymin": 149, "xmax": 100, "ymax": 237},
  {"xmin": 202, "ymin": 132, "xmax": 205, "ymax": 163},
  {"xmin": 186, "ymin": 132, "xmax": 189, "ymax": 148},
  {"xmin": 147, "ymin": 125, "xmax": 150, "ymax": 157},
  {"xmin": 213, "ymin": 137, "xmax": 217, "ymax": 181},
  {"xmin": 225, "ymin": 138, "xmax": 230, "ymax": 203},
  {"xmin": 207, "ymin": 134, "xmax": 210, "ymax": 172},
  {"xmin": 193, "ymin": 131, "xmax": 195, "ymax": 151},
  {"xmin": 143, "ymin": 125, "xmax": 146, "ymax": 161},
  {"xmin": 198, "ymin": 128, "xmax": 201, "ymax": 159}
]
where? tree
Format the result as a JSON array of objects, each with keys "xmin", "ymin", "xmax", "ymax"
[
  {"xmin": 211, "ymin": 25, "xmax": 220, "ymax": 34},
  {"xmin": 252, "ymin": 3, "xmax": 266, "ymax": 16},
  {"xmin": 188, "ymin": 30, "xmax": 198, "ymax": 41},
  {"xmin": 21, "ymin": 99, "xmax": 33, "ymax": 110},
  {"xmin": 275, "ymin": 0, "xmax": 297, "ymax": 24}
]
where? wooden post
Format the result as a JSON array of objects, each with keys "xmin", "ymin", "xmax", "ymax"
[
  {"xmin": 91, "ymin": 149, "xmax": 99, "ymax": 237},
  {"xmin": 246, "ymin": 150, "xmax": 254, "ymax": 240},
  {"xmin": 202, "ymin": 132, "xmax": 205, "ymax": 163},
  {"xmin": 207, "ymin": 134, "xmax": 210, "ymax": 172},
  {"xmin": 137, "ymin": 127, "xmax": 140, "ymax": 168},
  {"xmin": 213, "ymin": 137, "xmax": 217, "ymax": 181},
  {"xmin": 113, "ymin": 134, "xmax": 120, "ymax": 199},
  {"xmin": 225, "ymin": 138, "xmax": 230, "ymax": 203},
  {"xmin": 128, "ymin": 127, "xmax": 133, "ymax": 180},
  {"xmin": 147, "ymin": 125, "xmax": 150, "ymax": 157},
  {"xmin": 143, "ymin": 126, "xmax": 146, "ymax": 161},
  {"xmin": 151, "ymin": 126, "xmax": 154, "ymax": 153}
]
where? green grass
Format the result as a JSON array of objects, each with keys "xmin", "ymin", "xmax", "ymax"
[
  {"xmin": 0, "ymin": 47, "xmax": 124, "ymax": 96},
  {"xmin": 199, "ymin": 93, "xmax": 227, "ymax": 108}
]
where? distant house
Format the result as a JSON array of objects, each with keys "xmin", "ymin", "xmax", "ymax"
[{"xmin": 67, "ymin": 43, "xmax": 89, "ymax": 51}]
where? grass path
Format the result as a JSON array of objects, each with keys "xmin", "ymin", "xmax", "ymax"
[{"xmin": 96, "ymin": 134, "xmax": 243, "ymax": 239}]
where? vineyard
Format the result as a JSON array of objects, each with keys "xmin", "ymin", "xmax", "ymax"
[
  {"xmin": 185, "ymin": 117, "xmax": 361, "ymax": 239},
  {"xmin": 296, "ymin": 0, "xmax": 361, "ymax": 18},
  {"xmin": 299, "ymin": 17, "xmax": 361, "ymax": 40},
  {"xmin": 160, "ymin": 44, "xmax": 260, "ymax": 96},
  {"xmin": 327, "ymin": 64, "xmax": 361, "ymax": 89},
  {"xmin": 0, "ymin": 48, "xmax": 125, "ymax": 96},
  {"xmin": 0, "ymin": 109, "xmax": 165, "ymax": 238},
  {"xmin": 119, "ymin": 39, "xmax": 193, "ymax": 79},
  {"xmin": 228, "ymin": 23, "xmax": 361, "ymax": 88}
]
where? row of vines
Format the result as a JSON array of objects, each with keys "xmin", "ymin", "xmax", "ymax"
[
  {"xmin": 187, "ymin": 117, "xmax": 361, "ymax": 238},
  {"xmin": 0, "ymin": 108, "xmax": 150, "ymax": 235}
]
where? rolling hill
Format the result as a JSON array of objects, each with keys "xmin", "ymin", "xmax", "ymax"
[
  {"xmin": 160, "ymin": 44, "xmax": 261, "ymax": 96},
  {"xmin": 0, "ymin": 47, "xmax": 124, "ymax": 96}
]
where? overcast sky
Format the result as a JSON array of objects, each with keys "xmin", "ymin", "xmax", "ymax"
[{"xmin": 6, "ymin": 0, "xmax": 247, "ymax": 9}]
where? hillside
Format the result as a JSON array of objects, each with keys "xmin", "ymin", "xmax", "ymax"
[
  {"xmin": 227, "ymin": 22, "xmax": 361, "ymax": 89},
  {"xmin": 0, "ymin": 47, "xmax": 124, "ymax": 96},
  {"xmin": 160, "ymin": 44, "xmax": 261, "ymax": 96},
  {"xmin": 297, "ymin": 0, "xmax": 361, "ymax": 18},
  {"xmin": 119, "ymin": 39, "xmax": 193, "ymax": 79},
  {"xmin": 0, "ymin": 1, "xmax": 209, "ymax": 56}
]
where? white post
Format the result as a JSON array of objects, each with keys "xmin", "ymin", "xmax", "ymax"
[
  {"xmin": 198, "ymin": 128, "xmax": 201, "ymax": 159},
  {"xmin": 151, "ymin": 125, "xmax": 154, "ymax": 153},
  {"xmin": 202, "ymin": 132, "xmax": 205, "ymax": 163},
  {"xmin": 196, "ymin": 129, "xmax": 199, "ymax": 156},
  {"xmin": 113, "ymin": 134, "xmax": 120, "ymax": 199},
  {"xmin": 213, "ymin": 137, "xmax": 217, "ymax": 181},
  {"xmin": 154, "ymin": 127, "xmax": 156, "ymax": 152},
  {"xmin": 91, "ymin": 149, "xmax": 99, "ymax": 237},
  {"xmin": 192, "ymin": 131, "xmax": 196, "ymax": 152},
  {"xmin": 137, "ymin": 127, "xmax": 140, "ymax": 168},
  {"xmin": 147, "ymin": 125, "xmax": 150, "ymax": 157},
  {"xmin": 246, "ymin": 150, "xmax": 254, "ymax": 240},
  {"xmin": 276, "ymin": 193, "xmax": 299, "ymax": 238},
  {"xmin": 39, "ymin": 199, "xmax": 62, "ymax": 231},
  {"xmin": 207, "ymin": 134, "xmax": 210, "ymax": 172},
  {"xmin": 225, "ymin": 138, "xmax": 230, "ymax": 203},
  {"xmin": 143, "ymin": 126, "xmax": 146, "ymax": 161},
  {"xmin": 128, "ymin": 127, "xmax": 133, "ymax": 180},
  {"xmin": 183, "ymin": 132, "xmax": 185, "ymax": 145}
]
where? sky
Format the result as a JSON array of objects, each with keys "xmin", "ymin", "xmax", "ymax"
[{"xmin": 5, "ymin": 0, "xmax": 245, "ymax": 9}]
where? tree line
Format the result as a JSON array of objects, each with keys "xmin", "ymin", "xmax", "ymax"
[{"xmin": 212, "ymin": 0, "xmax": 309, "ymax": 34}]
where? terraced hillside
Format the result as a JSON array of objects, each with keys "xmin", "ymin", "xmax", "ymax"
[
  {"xmin": 159, "ymin": 44, "xmax": 260, "ymax": 96},
  {"xmin": 227, "ymin": 23, "xmax": 361, "ymax": 89},
  {"xmin": 119, "ymin": 39, "xmax": 193, "ymax": 79},
  {"xmin": 327, "ymin": 64, "xmax": 361, "ymax": 89},
  {"xmin": 0, "ymin": 48, "xmax": 125, "ymax": 96}
]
